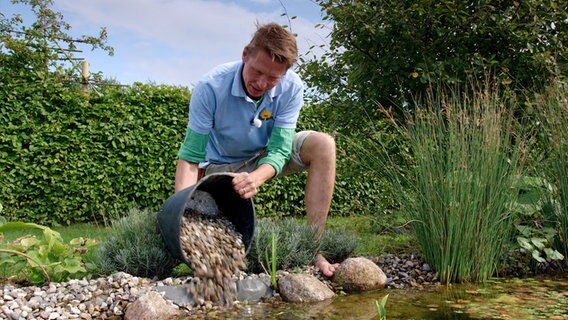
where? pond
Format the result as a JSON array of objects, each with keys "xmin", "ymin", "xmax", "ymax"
[{"xmin": 200, "ymin": 275, "xmax": 568, "ymax": 319}]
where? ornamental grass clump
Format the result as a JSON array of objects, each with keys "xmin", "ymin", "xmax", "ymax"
[
  {"xmin": 247, "ymin": 218, "xmax": 356, "ymax": 273},
  {"xmin": 358, "ymin": 84, "xmax": 524, "ymax": 283},
  {"xmin": 248, "ymin": 218, "xmax": 319, "ymax": 273},
  {"xmin": 406, "ymin": 86, "xmax": 522, "ymax": 283},
  {"xmin": 537, "ymin": 81, "xmax": 568, "ymax": 264},
  {"xmin": 93, "ymin": 208, "xmax": 178, "ymax": 279}
]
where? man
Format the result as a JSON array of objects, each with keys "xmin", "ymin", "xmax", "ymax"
[{"xmin": 174, "ymin": 22, "xmax": 338, "ymax": 277}]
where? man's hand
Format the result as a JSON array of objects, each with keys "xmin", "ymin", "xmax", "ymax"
[
  {"xmin": 232, "ymin": 172, "xmax": 259, "ymax": 199},
  {"xmin": 232, "ymin": 163, "xmax": 277, "ymax": 199}
]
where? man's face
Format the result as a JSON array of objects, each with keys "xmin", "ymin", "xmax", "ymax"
[{"xmin": 242, "ymin": 49, "xmax": 287, "ymax": 99}]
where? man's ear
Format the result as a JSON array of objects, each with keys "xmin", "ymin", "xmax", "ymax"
[{"xmin": 242, "ymin": 48, "xmax": 248, "ymax": 63}]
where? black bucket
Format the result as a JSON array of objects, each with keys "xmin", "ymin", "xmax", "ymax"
[{"xmin": 157, "ymin": 172, "xmax": 256, "ymax": 264}]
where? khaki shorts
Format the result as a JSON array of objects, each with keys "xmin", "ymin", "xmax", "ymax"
[{"xmin": 204, "ymin": 130, "xmax": 314, "ymax": 178}]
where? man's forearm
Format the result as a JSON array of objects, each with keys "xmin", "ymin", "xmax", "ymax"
[
  {"xmin": 175, "ymin": 160, "xmax": 200, "ymax": 192},
  {"xmin": 250, "ymin": 163, "xmax": 276, "ymax": 187}
]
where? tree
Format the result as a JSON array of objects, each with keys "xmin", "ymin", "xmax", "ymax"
[
  {"xmin": 0, "ymin": 0, "xmax": 113, "ymax": 84},
  {"xmin": 300, "ymin": 0, "xmax": 568, "ymax": 117}
]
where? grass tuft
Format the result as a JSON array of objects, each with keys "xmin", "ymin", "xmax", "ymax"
[
  {"xmin": 92, "ymin": 208, "xmax": 178, "ymax": 279},
  {"xmin": 356, "ymin": 83, "xmax": 524, "ymax": 283},
  {"xmin": 537, "ymin": 81, "xmax": 568, "ymax": 264},
  {"xmin": 247, "ymin": 218, "xmax": 357, "ymax": 273}
]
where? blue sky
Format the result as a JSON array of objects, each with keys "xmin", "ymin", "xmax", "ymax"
[{"xmin": 2, "ymin": 0, "xmax": 331, "ymax": 87}]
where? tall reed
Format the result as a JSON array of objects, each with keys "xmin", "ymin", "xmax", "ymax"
[
  {"xmin": 409, "ymin": 87, "xmax": 522, "ymax": 283},
  {"xmin": 354, "ymin": 85, "xmax": 523, "ymax": 283},
  {"xmin": 536, "ymin": 81, "xmax": 568, "ymax": 264}
]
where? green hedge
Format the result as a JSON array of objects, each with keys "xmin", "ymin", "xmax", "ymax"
[
  {"xmin": 0, "ymin": 80, "xmax": 189, "ymax": 225},
  {"xmin": 1, "ymin": 80, "xmax": 395, "ymax": 225}
]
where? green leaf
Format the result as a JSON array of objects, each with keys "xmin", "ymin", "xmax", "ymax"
[
  {"xmin": 380, "ymin": 293, "xmax": 389, "ymax": 307},
  {"xmin": 543, "ymin": 248, "xmax": 564, "ymax": 261},
  {"xmin": 531, "ymin": 250, "xmax": 545, "ymax": 263},
  {"xmin": 530, "ymin": 238, "xmax": 547, "ymax": 251},
  {"xmin": 61, "ymin": 257, "xmax": 85, "ymax": 274},
  {"xmin": 517, "ymin": 237, "xmax": 534, "ymax": 251},
  {"xmin": 0, "ymin": 221, "xmax": 52, "ymax": 233}
]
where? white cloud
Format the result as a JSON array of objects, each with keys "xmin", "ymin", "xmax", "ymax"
[
  {"xmin": 50, "ymin": 0, "xmax": 330, "ymax": 86},
  {"xmin": 249, "ymin": 0, "xmax": 272, "ymax": 4}
]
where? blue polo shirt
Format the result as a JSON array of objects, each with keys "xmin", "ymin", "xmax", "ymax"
[{"xmin": 178, "ymin": 61, "xmax": 304, "ymax": 174}]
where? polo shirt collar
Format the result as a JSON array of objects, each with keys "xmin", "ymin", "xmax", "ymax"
[{"xmin": 231, "ymin": 61, "xmax": 282, "ymax": 103}]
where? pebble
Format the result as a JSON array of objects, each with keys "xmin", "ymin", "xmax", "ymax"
[
  {"xmin": 0, "ymin": 255, "xmax": 438, "ymax": 319},
  {"xmin": 4, "ymin": 250, "xmax": 553, "ymax": 318}
]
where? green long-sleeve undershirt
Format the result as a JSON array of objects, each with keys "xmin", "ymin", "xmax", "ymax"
[{"xmin": 177, "ymin": 126, "xmax": 295, "ymax": 176}]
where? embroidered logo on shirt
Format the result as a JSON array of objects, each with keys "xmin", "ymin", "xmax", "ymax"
[{"xmin": 260, "ymin": 109, "xmax": 273, "ymax": 120}]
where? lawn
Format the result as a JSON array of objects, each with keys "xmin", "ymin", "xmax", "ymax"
[
  {"xmin": 1, "ymin": 215, "xmax": 417, "ymax": 258},
  {"xmin": 1, "ymin": 223, "xmax": 111, "ymax": 243}
]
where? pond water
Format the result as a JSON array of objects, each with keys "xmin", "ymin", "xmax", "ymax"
[{"xmin": 199, "ymin": 275, "xmax": 568, "ymax": 319}]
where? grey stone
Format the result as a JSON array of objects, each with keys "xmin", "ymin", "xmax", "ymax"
[
  {"xmin": 154, "ymin": 285, "xmax": 193, "ymax": 305},
  {"xmin": 237, "ymin": 277, "xmax": 273, "ymax": 302},
  {"xmin": 278, "ymin": 274, "xmax": 335, "ymax": 302}
]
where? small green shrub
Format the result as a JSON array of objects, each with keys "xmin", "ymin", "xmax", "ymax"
[
  {"xmin": 319, "ymin": 227, "xmax": 358, "ymax": 264},
  {"xmin": 93, "ymin": 208, "xmax": 178, "ymax": 279},
  {"xmin": 509, "ymin": 176, "xmax": 565, "ymax": 264},
  {"xmin": 247, "ymin": 218, "xmax": 356, "ymax": 273}
]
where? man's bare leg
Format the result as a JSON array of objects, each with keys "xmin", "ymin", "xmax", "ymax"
[{"xmin": 301, "ymin": 132, "xmax": 339, "ymax": 277}]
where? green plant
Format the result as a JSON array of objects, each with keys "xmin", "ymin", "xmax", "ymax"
[
  {"xmin": 92, "ymin": 208, "xmax": 178, "ymax": 279},
  {"xmin": 319, "ymin": 226, "xmax": 357, "ymax": 263},
  {"xmin": 248, "ymin": 218, "xmax": 357, "ymax": 273},
  {"xmin": 509, "ymin": 175, "xmax": 565, "ymax": 264},
  {"xmin": 536, "ymin": 81, "xmax": 568, "ymax": 265},
  {"xmin": 249, "ymin": 218, "xmax": 318, "ymax": 273},
  {"xmin": 301, "ymin": 0, "xmax": 567, "ymax": 115},
  {"xmin": 260, "ymin": 232, "xmax": 278, "ymax": 288},
  {"xmin": 0, "ymin": 220, "xmax": 97, "ymax": 285},
  {"xmin": 0, "ymin": 82, "xmax": 190, "ymax": 225},
  {"xmin": 516, "ymin": 225, "xmax": 564, "ymax": 263},
  {"xmin": 375, "ymin": 294, "xmax": 389, "ymax": 320},
  {"xmin": 363, "ymin": 84, "xmax": 524, "ymax": 283}
]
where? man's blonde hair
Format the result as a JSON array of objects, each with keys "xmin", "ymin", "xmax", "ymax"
[{"xmin": 245, "ymin": 22, "xmax": 298, "ymax": 69}]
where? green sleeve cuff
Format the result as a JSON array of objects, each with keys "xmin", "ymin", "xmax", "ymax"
[
  {"xmin": 258, "ymin": 127, "xmax": 295, "ymax": 176},
  {"xmin": 177, "ymin": 127, "xmax": 208, "ymax": 163}
]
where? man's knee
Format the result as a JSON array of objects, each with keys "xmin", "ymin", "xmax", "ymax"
[{"xmin": 302, "ymin": 132, "xmax": 336, "ymax": 164}]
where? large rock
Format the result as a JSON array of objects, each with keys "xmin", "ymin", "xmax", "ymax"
[
  {"xmin": 278, "ymin": 273, "xmax": 335, "ymax": 302},
  {"xmin": 333, "ymin": 257, "xmax": 387, "ymax": 292},
  {"xmin": 124, "ymin": 291, "xmax": 181, "ymax": 320}
]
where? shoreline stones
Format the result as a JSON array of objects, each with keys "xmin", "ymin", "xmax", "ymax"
[{"xmin": 2, "ymin": 250, "xmax": 562, "ymax": 319}]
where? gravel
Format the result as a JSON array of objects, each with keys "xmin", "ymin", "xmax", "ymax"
[
  {"xmin": 3, "ymin": 250, "xmax": 561, "ymax": 319},
  {"xmin": 0, "ymin": 253, "xmax": 440, "ymax": 319}
]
